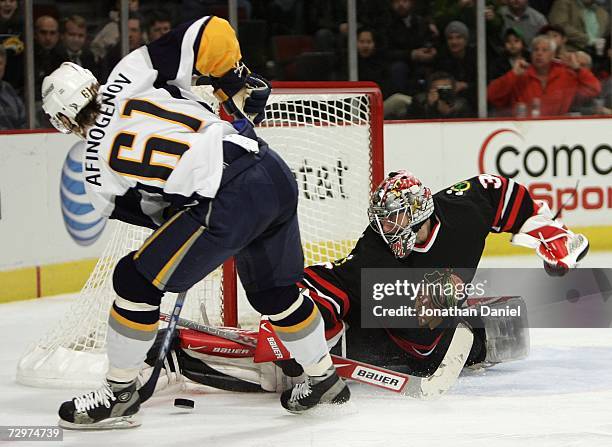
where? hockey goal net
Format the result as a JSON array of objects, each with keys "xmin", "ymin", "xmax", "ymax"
[{"xmin": 17, "ymin": 82, "xmax": 384, "ymax": 388}]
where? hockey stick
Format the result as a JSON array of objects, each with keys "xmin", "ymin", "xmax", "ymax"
[
  {"xmin": 159, "ymin": 313, "xmax": 471, "ymax": 398},
  {"xmin": 139, "ymin": 291, "xmax": 188, "ymax": 403},
  {"xmin": 553, "ymin": 179, "xmax": 580, "ymax": 220}
]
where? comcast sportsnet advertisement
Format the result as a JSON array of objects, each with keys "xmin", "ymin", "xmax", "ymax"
[
  {"xmin": 478, "ymin": 122, "xmax": 610, "ymax": 225},
  {"xmin": 386, "ymin": 119, "xmax": 612, "ymax": 227}
]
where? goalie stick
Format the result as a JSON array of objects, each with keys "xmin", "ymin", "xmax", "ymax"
[{"xmin": 159, "ymin": 313, "xmax": 473, "ymax": 399}]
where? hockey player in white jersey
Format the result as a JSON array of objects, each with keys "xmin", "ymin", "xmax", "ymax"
[{"xmin": 42, "ymin": 16, "xmax": 349, "ymax": 429}]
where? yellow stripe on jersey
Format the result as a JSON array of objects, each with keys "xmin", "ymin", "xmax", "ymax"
[
  {"xmin": 270, "ymin": 306, "xmax": 320, "ymax": 334},
  {"xmin": 110, "ymin": 307, "xmax": 159, "ymax": 332},
  {"xmin": 196, "ymin": 17, "xmax": 242, "ymax": 77},
  {"xmin": 134, "ymin": 210, "xmax": 186, "ymax": 261},
  {"xmin": 152, "ymin": 226, "xmax": 205, "ymax": 288}
]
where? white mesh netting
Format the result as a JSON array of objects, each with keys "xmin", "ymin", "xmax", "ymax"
[{"xmin": 16, "ymin": 84, "xmax": 380, "ymax": 388}]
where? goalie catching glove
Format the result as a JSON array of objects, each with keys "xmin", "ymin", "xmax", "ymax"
[
  {"xmin": 511, "ymin": 201, "xmax": 589, "ymax": 276},
  {"xmin": 210, "ymin": 62, "xmax": 272, "ymax": 125}
]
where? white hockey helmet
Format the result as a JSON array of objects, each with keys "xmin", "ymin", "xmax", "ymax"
[{"xmin": 41, "ymin": 62, "xmax": 99, "ymax": 135}]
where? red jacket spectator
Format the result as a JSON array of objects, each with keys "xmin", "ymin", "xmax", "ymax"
[{"xmin": 488, "ymin": 35, "xmax": 600, "ymax": 116}]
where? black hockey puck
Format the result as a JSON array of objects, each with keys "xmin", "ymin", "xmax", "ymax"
[{"xmin": 174, "ymin": 398, "xmax": 195, "ymax": 409}]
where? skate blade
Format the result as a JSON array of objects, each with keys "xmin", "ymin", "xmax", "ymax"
[{"xmin": 58, "ymin": 414, "xmax": 141, "ymax": 430}]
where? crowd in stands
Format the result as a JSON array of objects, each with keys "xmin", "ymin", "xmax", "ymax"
[{"xmin": 0, "ymin": 0, "xmax": 611, "ymax": 130}]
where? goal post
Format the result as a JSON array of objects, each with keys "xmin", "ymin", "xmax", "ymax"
[
  {"xmin": 221, "ymin": 81, "xmax": 384, "ymax": 327},
  {"xmin": 16, "ymin": 81, "xmax": 385, "ymax": 388}
]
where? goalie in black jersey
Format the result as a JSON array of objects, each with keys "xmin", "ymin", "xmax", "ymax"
[{"xmin": 142, "ymin": 171, "xmax": 590, "ymax": 395}]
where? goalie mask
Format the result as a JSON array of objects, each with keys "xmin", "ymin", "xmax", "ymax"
[
  {"xmin": 368, "ymin": 171, "xmax": 434, "ymax": 258},
  {"xmin": 41, "ymin": 62, "xmax": 98, "ymax": 137}
]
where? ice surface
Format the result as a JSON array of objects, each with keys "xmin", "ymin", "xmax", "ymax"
[{"xmin": 1, "ymin": 253, "xmax": 611, "ymax": 447}]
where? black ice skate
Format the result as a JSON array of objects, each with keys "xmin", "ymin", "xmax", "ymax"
[
  {"xmin": 58, "ymin": 379, "xmax": 141, "ymax": 429},
  {"xmin": 280, "ymin": 365, "xmax": 350, "ymax": 413}
]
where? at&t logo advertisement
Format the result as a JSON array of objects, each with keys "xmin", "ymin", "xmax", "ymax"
[{"xmin": 60, "ymin": 141, "xmax": 106, "ymax": 245}]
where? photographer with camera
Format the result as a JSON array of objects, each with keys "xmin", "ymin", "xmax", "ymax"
[
  {"xmin": 408, "ymin": 71, "xmax": 472, "ymax": 119},
  {"xmin": 432, "ymin": 21, "xmax": 478, "ymax": 110}
]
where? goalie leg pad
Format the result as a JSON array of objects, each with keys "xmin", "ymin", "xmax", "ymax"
[
  {"xmin": 180, "ymin": 349, "xmax": 266, "ymax": 392},
  {"xmin": 464, "ymin": 296, "xmax": 530, "ymax": 364},
  {"xmin": 482, "ymin": 296, "xmax": 530, "ymax": 364},
  {"xmin": 180, "ymin": 352, "xmax": 264, "ymax": 393}
]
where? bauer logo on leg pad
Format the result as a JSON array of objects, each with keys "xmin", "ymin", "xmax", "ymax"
[{"xmin": 352, "ymin": 366, "xmax": 406, "ymax": 391}]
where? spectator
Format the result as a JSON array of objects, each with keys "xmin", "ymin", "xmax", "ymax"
[
  {"xmin": 0, "ymin": 0, "xmax": 24, "ymax": 94},
  {"xmin": 487, "ymin": 34, "xmax": 601, "ymax": 116},
  {"xmin": 569, "ymin": 50, "xmax": 607, "ymax": 114},
  {"xmin": 350, "ymin": 27, "xmax": 389, "ymax": 95},
  {"xmin": 315, "ymin": 0, "xmax": 390, "ymax": 51},
  {"xmin": 101, "ymin": 14, "xmax": 143, "ymax": 82},
  {"xmin": 34, "ymin": 16, "xmax": 62, "ymax": 98},
  {"xmin": 385, "ymin": 0, "xmax": 437, "ymax": 95},
  {"xmin": 499, "ymin": 0, "xmax": 548, "ymax": 46},
  {"xmin": 0, "ymin": 46, "xmax": 25, "ymax": 129},
  {"xmin": 548, "ymin": 0, "xmax": 610, "ymax": 52},
  {"xmin": 488, "ymin": 27, "xmax": 529, "ymax": 81},
  {"xmin": 0, "ymin": 0, "xmax": 20, "ymax": 34},
  {"xmin": 594, "ymin": 76, "xmax": 612, "ymax": 114},
  {"xmin": 575, "ymin": 50, "xmax": 593, "ymax": 68},
  {"xmin": 529, "ymin": 0, "xmax": 555, "ymax": 16},
  {"xmin": 431, "ymin": 0, "xmax": 504, "ymax": 49},
  {"xmin": 434, "ymin": 21, "xmax": 477, "ymax": 107},
  {"xmin": 146, "ymin": 9, "xmax": 172, "ymax": 43},
  {"xmin": 59, "ymin": 15, "xmax": 97, "ymax": 76},
  {"xmin": 91, "ymin": 0, "xmax": 140, "ymax": 62},
  {"xmin": 538, "ymin": 23, "xmax": 570, "ymax": 57},
  {"xmin": 408, "ymin": 71, "xmax": 472, "ymax": 118}
]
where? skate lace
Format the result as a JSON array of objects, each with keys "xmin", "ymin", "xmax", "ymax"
[
  {"xmin": 73, "ymin": 381, "xmax": 116, "ymax": 412},
  {"xmin": 290, "ymin": 378, "xmax": 312, "ymax": 402}
]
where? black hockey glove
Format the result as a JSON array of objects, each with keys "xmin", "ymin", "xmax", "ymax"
[
  {"xmin": 220, "ymin": 73, "xmax": 271, "ymax": 125},
  {"xmin": 210, "ymin": 63, "xmax": 271, "ymax": 125},
  {"xmin": 210, "ymin": 61, "xmax": 251, "ymax": 102},
  {"xmin": 241, "ymin": 73, "xmax": 271, "ymax": 124}
]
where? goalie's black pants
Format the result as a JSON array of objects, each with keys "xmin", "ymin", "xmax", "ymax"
[{"xmin": 301, "ymin": 265, "xmax": 486, "ymax": 377}]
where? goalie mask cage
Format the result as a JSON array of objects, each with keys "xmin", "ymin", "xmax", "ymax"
[{"xmin": 17, "ymin": 81, "xmax": 384, "ymax": 388}]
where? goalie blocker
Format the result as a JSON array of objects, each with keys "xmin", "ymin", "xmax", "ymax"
[{"xmin": 141, "ymin": 296, "xmax": 529, "ymax": 396}]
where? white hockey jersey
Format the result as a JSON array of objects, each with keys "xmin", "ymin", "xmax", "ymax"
[{"xmin": 83, "ymin": 16, "xmax": 244, "ymax": 228}]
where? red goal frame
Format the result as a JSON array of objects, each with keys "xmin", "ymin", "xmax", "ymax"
[{"xmin": 221, "ymin": 81, "xmax": 385, "ymax": 326}]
